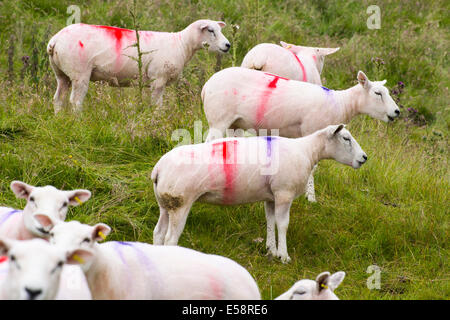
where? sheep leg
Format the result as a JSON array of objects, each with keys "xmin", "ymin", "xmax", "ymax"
[
  {"xmin": 305, "ymin": 165, "xmax": 317, "ymax": 203},
  {"xmin": 274, "ymin": 194, "xmax": 294, "ymax": 264},
  {"xmin": 163, "ymin": 204, "xmax": 192, "ymax": 246},
  {"xmin": 205, "ymin": 117, "xmax": 238, "ymax": 142},
  {"xmin": 69, "ymin": 72, "xmax": 91, "ymax": 112},
  {"xmin": 151, "ymin": 79, "xmax": 166, "ymax": 108},
  {"xmin": 153, "ymin": 207, "xmax": 169, "ymax": 245},
  {"xmin": 264, "ymin": 201, "xmax": 277, "ymax": 257},
  {"xmin": 49, "ymin": 60, "xmax": 71, "ymax": 114}
]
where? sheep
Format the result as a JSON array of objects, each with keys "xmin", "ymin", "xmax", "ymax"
[
  {"xmin": 48, "ymin": 221, "xmax": 261, "ymax": 300},
  {"xmin": 47, "ymin": 19, "xmax": 231, "ymax": 112},
  {"xmin": 0, "ymin": 237, "xmax": 92, "ymax": 300},
  {"xmin": 275, "ymin": 271, "xmax": 345, "ymax": 300},
  {"xmin": 202, "ymin": 68, "xmax": 400, "ymax": 202},
  {"xmin": 0, "ymin": 180, "xmax": 91, "ymax": 240},
  {"xmin": 151, "ymin": 124, "xmax": 367, "ymax": 263},
  {"xmin": 241, "ymin": 41, "xmax": 339, "ymax": 85}
]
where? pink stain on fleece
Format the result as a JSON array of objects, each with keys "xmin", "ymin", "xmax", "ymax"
[
  {"xmin": 287, "ymin": 49, "xmax": 307, "ymax": 82},
  {"xmin": 211, "ymin": 140, "xmax": 238, "ymax": 204},
  {"xmin": 78, "ymin": 40, "xmax": 84, "ymax": 48},
  {"xmin": 93, "ymin": 25, "xmax": 133, "ymax": 56},
  {"xmin": 207, "ymin": 275, "xmax": 223, "ymax": 299},
  {"xmin": 256, "ymin": 73, "xmax": 289, "ymax": 125}
]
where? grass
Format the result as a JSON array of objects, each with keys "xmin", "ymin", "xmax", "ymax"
[{"xmin": 0, "ymin": 0, "xmax": 448, "ymax": 299}]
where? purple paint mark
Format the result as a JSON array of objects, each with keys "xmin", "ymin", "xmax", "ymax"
[
  {"xmin": 113, "ymin": 242, "xmax": 129, "ymax": 266},
  {"xmin": 0, "ymin": 210, "xmax": 20, "ymax": 226},
  {"xmin": 321, "ymin": 86, "xmax": 331, "ymax": 92},
  {"xmin": 263, "ymin": 136, "xmax": 276, "ymax": 158}
]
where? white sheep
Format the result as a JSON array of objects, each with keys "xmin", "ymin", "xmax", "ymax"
[
  {"xmin": 0, "ymin": 238, "xmax": 92, "ymax": 300},
  {"xmin": 241, "ymin": 41, "xmax": 339, "ymax": 85},
  {"xmin": 49, "ymin": 221, "xmax": 261, "ymax": 299},
  {"xmin": 275, "ymin": 271, "xmax": 346, "ymax": 300},
  {"xmin": 152, "ymin": 124, "xmax": 367, "ymax": 263},
  {"xmin": 47, "ymin": 19, "xmax": 230, "ymax": 112},
  {"xmin": 202, "ymin": 67, "xmax": 400, "ymax": 202},
  {"xmin": 0, "ymin": 180, "xmax": 91, "ymax": 240}
]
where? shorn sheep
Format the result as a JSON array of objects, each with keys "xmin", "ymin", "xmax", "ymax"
[
  {"xmin": 202, "ymin": 68, "xmax": 399, "ymax": 202},
  {"xmin": 275, "ymin": 271, "xmax": 345, "ymax": 300},
  {"xmin": 151, "ymin": 124, "xmax": 367, "ymax": 263},
  {"xmin": 0, "ymin": 181, "xmax": 91, "ymax": 240},
  {"xmin": 48, "ymin": 221, "xmax": 261, "ymax": 299},
  {"xmin": 47, "ymin": 19, "xmax": 230, "ymax": 112},
  {"xmin": 0, "ymin": 238, "xmax": 91, "ymax": 300},
  {"xmin": 241, "ymin": 41, "xmax": 339, "ymax": 85}
]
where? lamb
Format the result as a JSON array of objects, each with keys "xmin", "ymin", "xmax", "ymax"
[
  {"xmin": 47, "ymin": 19, "xmax": 231, "ymax": 112},
  {"xmin": 0, "ymin": 180, "xmax": 91, "ymax": 240},
  {"xmin": 241, "ymin": 41, "xmax": 339, "ymax": 85},
  {"xmin": 0, "ymin": 237, "xmax": 92, "ymax": 300},
  {"xmin": 48, "ymin": 221, "xmax": 261, "ymax": 300},
  {"xmin": 275, "ymin": 271, "xmax": 345, "ymax": 300},
  {"xmin": 202, "ymin": 68, "xmax": 400, "ymax": 202},
  {"xmin": 151, "ymin": 124, "xmax": 367, "ymax": 263}
]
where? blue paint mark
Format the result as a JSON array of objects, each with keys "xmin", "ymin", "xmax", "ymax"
[
  {"xmin": 321, "ymin": 86, "xmax": 331, "ymax": 92},
  {"xmin": 0, "ymin": 210, "xmax": 20, "ymax": 226},
  {"xmin": 263, "ymin": 136, "xmax": 276, "ymax": 158},
  {"xmin": 117, "ymin": 241, "xmax": 132, "ymax": 246}
]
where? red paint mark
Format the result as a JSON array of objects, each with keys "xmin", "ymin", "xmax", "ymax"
[
  {"xmin": 211, "ymin": 141, "xmax": 238, "ymax": 204},
  {"xmin": 0, "ymin": 256, "xmax": 7, "ymax": 264},
  {"xmin": 286, "ymin": 49, "xmax": 307, "ymax": 82},
  {"xmin": 232, "ymin": 88, "xmax": 238, "ymax": 95},
  {"xmin": 93, "ymin": 25, "xmax": 133, "ymax": 55},
  {"xmin": 78, "ymin": 40, "xmax": 84, "ymax": 48},
  {"xmin": 312, "ymin": 55, "xmax": 317, "ymax": 62},
  {"xmin": 208, "ymin": 275, "xmax": 223, "ymax": 299},
  {"xmin": 256, "ymin": 73, "xmax": 289, "ymax": 124}
]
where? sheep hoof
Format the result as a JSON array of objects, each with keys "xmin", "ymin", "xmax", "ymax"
[
  {"xmin": 307, "ymin": 194, "xmax": 317, "ymax": 203},
  {"xmin": 278, "ymin": 254, "xmax": 291, "ymax": 264}
]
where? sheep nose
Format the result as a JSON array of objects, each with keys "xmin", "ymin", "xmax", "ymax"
[
  {"xmin": 225, "ymin": 43, "xmax": 231, "ymax": 49},
  {"xmin": 25, "ymin": 287, "xmax": 42, "ymax": 300},
  {"xmin": 395, "ymin": 109, "xmax": 400, "ymax": 115},
  {"xmin": 363, "ymin": 155, "xmax": 368, "ymax": 161}
]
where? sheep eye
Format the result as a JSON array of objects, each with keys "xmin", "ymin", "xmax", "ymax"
[
  {"xmin": 207, "ymin": 28, "xmax": 215, "ymax": 35},
  {"xmin": 293, "ymin": 290, "xmax": 306, "ymax": 296},
  {"xmin": 343, "ymin": 137, "xmax": 350, "ymax": 142},
  {"xmin": 82, "ymin": 238, "xmax": 90, "ymax": 244},
  {"xmin": 57, "ymin": 261, "xmax": 64, "ymax": 268},
  {"xmin": 375, "ymin": 91, "xmax": 382, "ymax": 96},
  {"xmin": 62, "ymin": 202, "xmax": 68, "ymax": 208},
  {"xmin": 10, "ymin": 255, "xmax": 16, "ymax": 262},
  {"xmin": 29, "ymin": 196, "xmax": 35, "ymax": 202},
  {"xmin": 50, "ymin": 232, "xmax": 54, "ymax": 238}
]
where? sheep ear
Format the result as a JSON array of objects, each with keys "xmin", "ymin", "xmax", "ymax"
[
  {"xmin": 316, "ymin": 271, "xmax": 331, "ymax": 292},
  {"xmin": 316, "ymin": 47, "xmax": 340, "ymax": 56},
  {"xmin": 280, "ymin": 41, "xmax": 290, "ymax": 48},
  {"xmin": 91, "ymin": 223, "xmax": 111, "ymax": 242},
  {"xmin": 357, "ymin": 71, "xmax": 370, "ymax": 89},
  {"xmin": 10, "ymin": 181, "xmax": 34, "ymax": 199},
  {"xmin": 33, "ymin": 214, "xmax": 56, "ymax": 233},
  {"xmin": 328, "ymin": 124, "xmax": 345, "ymax": 138},
  {"xmin": 380, "ymin": 79, "xmax": 387, "ymax": 86},
  {"xmin": 0, "ymin": 237, "xmax": 13, "ymax": 255},
  {"xmin": 66, "ymin": 189, "xmax": 91, "ymax": 206},
  {"xmin": 217, "ymin": 21, "xmax": 226, "ymax": 28},
  {"xmin": 328, "ymin": 271, "xmax": 345, "ymax": 291},
  {"xmin": 66, "ymin": 248, "xmax": 94, "ymax": 265}
]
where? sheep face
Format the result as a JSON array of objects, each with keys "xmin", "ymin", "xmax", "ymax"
[
  {"xmin": 10, "ymin": 181, "xmax": 91, "ymax": 237},
  {"xmin": 278, "ymin": 271, "xmax": 345, "ymax": 300},
  {"xmin": 325, "ymin": 125, "xmax": 368, "ymax": 169},
  {"xmin": 197, "ymin": 20, "xmax": 231, "ymax": 53},
  {"xmin": 49, "ymin": 221, "xmax": 110, "ymax": 256},
  {"xmin": 0, "ymin": 238, "xmax": 92, "ymax": 300},
  {"xmin": 357, "ymin": 71, "xmax": 400, "ymax": 123}
]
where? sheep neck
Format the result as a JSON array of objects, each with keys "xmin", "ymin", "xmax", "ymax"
[{"xmin": 333, "ymin": 84, "xmax": 364, "ymax": 124}]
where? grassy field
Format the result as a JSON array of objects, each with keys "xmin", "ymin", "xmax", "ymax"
[{"xmin": 0, "ymin": 0, "xmax": 448, "ymax": 299}]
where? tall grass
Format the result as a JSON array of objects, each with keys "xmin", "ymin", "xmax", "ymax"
[{"xmin": 0, "ymin": 0, "xmax": 448, "ymax": 299}]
